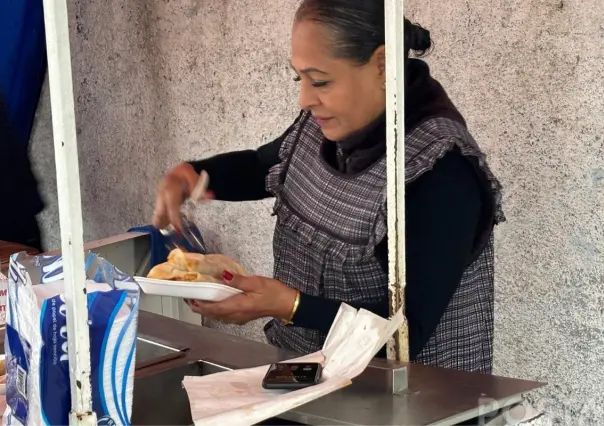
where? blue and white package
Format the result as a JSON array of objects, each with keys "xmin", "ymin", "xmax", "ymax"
[{"xmin": 3, "ymin": 252, "xmax": 140, "ymax": 426}]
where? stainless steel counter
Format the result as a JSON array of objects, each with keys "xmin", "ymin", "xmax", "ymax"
[{"xmin": 130, "ymin": 311, "xmax": 545, "ymax": 425}]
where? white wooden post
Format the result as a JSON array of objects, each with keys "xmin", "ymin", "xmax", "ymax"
[
  {"xmin": 41, "ymin": 0, "xmax": 97, "ymax": 424},
  {"xmin": 384, "ymin": 0, "xmax": 408, "ymax": 362}
]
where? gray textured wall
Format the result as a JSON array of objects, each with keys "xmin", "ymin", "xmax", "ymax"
[
  {"xmin": 406, "ymin": 1, "xmax": 604, "ymax": 424},
  {"xmin": 29, "ymin": 0, "xmax": 603, "ymax": 423},
  {"xmin": 32, "ymin": 0, "xmax": 301, "ymax": 340}
]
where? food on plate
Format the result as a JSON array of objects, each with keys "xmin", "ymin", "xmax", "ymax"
[
  {"xmin": 147, "ymin": 263, "xmax": 221, "ymax": 283},
  {"xmin": 147, "ymin": 248, "xmax": 248, "ymax": 282},
  {"xmin": 168, "ymin": 248, "xmax": 248, "ymax": 277}
]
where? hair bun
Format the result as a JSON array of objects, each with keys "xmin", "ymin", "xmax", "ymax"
[{"xmin": 404, "ymin": 18, "xmax": 432, "ymax": 56}]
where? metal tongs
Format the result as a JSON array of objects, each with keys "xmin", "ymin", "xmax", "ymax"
[{"xmin": 160, "ymin": 171, "xmax": 209, "ymax": 253}]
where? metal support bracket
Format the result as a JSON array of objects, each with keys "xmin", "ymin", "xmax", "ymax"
[{"xmin": 354, "ymin": 359, "xmax": 409, "ymax": 395}]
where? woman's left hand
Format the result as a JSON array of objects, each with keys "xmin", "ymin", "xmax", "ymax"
[{"xmin": 185, "ymin": 272, "xmax": 298, "ymax": 325}]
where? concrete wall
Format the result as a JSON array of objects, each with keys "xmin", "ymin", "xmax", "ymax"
[
  {"xmin": 29, "ymin": 0, "xmax": 603, "ymax": 423},
  {"xmin": 406, "ymin": 1, "xmax": 604, "ymax": 424},
  {"xmin": 31, "ymin": 0, "xmax": 301, "ymax": 340}
]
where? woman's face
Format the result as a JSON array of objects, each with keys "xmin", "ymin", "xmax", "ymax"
[{"xmin": 290, "ymin": 20, "xmax": 386, "ymax": 141}]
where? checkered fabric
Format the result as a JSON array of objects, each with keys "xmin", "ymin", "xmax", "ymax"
[
  {"xmin": 264, "ymin": 111, "xmax": 504, "ymax": 374},
  {"xmin": 406, "ymin": 117, "xmax": 504, "ymax": 374}
]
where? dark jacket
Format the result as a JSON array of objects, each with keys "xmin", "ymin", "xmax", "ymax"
[{"xmin": 0, "ymin": 96, "xmax": 44, "ymax": 250}]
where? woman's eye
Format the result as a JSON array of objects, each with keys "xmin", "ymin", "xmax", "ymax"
[{"xmin": 293, "ymin": 76, "xmax": 329, "ymax": 88}]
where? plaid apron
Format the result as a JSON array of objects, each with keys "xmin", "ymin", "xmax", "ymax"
[{"xmin": 264, "ymin": 111, "xmax": 504, "ymax": 373}]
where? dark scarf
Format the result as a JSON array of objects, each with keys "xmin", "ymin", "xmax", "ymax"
[
  {"xmin": 404, "ymin": 59, "xmax": 466, "ymax": 132},
  {"xmin": 321, "ymin": 59, "xmax": 465, "ymax": 174}
]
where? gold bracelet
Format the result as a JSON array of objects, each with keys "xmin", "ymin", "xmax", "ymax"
[{"xmin": 281, "ymin": 289, "xmax": 301, "ymax": 325}]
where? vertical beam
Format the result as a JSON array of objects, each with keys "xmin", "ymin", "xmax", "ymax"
[
  {"xmin": 41, "ymin": 0, "xmax": 96, "ymax": 424},
  {"xmin": 384, "ymin": 0, "xmax": 409, "ymax": 362}
]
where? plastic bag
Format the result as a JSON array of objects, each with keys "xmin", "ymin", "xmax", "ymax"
[{"xmin": 3, "ymin": 252, "xmax": 139, "ymax": 426}]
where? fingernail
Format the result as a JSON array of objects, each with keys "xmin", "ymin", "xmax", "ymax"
[{"xmin": 222, "ymin": 271, "xmax": 233, "ymax": 281}]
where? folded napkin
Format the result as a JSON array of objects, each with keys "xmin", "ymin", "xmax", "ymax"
[{"xmin": 183, "ymin": 304, "xmax": 405, "ymax": 425}]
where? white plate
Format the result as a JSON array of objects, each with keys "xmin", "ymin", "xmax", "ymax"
[{"xmin": 133, "ymin": 277, "xmax": 242, "ymax": 301}]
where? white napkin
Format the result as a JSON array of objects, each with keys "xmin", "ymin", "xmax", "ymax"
[{"xmin": 183, "ymin": 305, "xmax": 405, "ymax": 426}]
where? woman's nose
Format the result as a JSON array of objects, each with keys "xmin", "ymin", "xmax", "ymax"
[{"xmin": 298, "ymin": 83, "xmax": 320, "ymax": 110}]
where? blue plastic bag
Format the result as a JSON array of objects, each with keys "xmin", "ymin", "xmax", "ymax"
[{"xmin": 3, "ymin": 251, "xmax": 140, "ymax": 426}]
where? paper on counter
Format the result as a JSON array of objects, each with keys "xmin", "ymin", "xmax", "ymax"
[
  {"xmin": 321, "ymin": 303, "xmax": 358, "ymax": 359},
  {"xmin": 324, "ymin": 308, "xmax": 405, "ymax": 379},
  {"xmin": 183, "ymin": 305, "xmax": 405, "ymax": 426}
]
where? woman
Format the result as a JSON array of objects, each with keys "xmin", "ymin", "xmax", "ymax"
[{"xmin": 153, "ymin": 0, "xmax": 504, "ymax": 374}]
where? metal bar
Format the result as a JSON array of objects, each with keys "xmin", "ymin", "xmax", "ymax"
[
  {"xmin": 384, "ymin": 0, "xmax": 409, "ymax": 362},
  {"xmin": 352, "ymin": 363, "xmax": 408, "ymax": 395},
  {"xmin": 41, "ymin": 0, "xmax": 97, "ymax": 424}
]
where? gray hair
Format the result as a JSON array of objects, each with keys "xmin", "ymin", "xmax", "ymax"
[{"xmin": 295, "ymin": 0, "xmax": 432, "ymax": 64}]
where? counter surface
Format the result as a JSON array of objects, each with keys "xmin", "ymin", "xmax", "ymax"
[
  {"xmin": 0, "ymin": 307, "xmax": 544, "ymax": 425},
  {"xmin": 137, "ymin": 311, "xmax": 545, "ymax": 425}
]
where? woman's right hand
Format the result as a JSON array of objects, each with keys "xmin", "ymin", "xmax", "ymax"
[{"xmin": 152, "ymin": 163, "xmax": 205, "ymax": 230}]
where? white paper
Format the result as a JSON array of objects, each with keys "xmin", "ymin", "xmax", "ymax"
[
  {"xmin": 321, "ymin": 303, "xmax": 358, "ymax": 359},
  {"xmin": 323, "ymin": 308, "xmax": 405, "ymax": 379},
  {"xmin": 183, "ymin": 304, "xmax": 405, "ymax": 425}
]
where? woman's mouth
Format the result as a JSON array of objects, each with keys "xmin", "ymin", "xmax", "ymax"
[{"xmin": 313, "ymin": 116, "xmax": 334, "ymax": 127}]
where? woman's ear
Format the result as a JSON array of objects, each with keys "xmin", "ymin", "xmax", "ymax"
[{"xmin": 371, "ymin": 45, "xmax": 386, "ymax": 88}]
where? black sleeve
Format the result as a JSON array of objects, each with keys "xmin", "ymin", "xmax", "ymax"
[
  {"xmin": 291, "ymin": 149, "xmax": 482, "ymax": 362},
  {"xmin": 403, "ymin": 149, "xmax": 482, "ymax": 360},
  {"xmin": 291, "ymin": 292, "xmax": 389, "ymax": 331},
  {"xmin": 188, "ymin": 139, "xmax": 280, "ymax": 201},
  {"xmin": 187, "ymin": 112, "xmax": 302, "ymax": 202}
]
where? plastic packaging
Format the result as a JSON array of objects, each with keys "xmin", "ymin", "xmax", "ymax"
[{"xmin": 3, "ymin": 252, "xmax": 139, "ymax": 426}]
